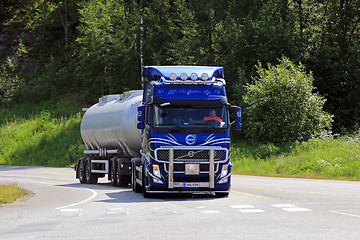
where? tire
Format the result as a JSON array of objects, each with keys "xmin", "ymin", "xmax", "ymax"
[
  {"xmin": 110, "ymin": 161, "xmax": 117, "ymax": 186},
  {"xmin": 142, "ymin": 167, "xmax": 151, "ymax": 198},
  {"xmin": 116, "ymin": 163, "xmax": 130, "ymax": 187},
  {"xmin": 78, "ymin": 159, "xmax": 86, "ymax": 184},
  {"xmin": 85, "ymin": 160, "xmax": 98, "ymax": 184},
  {"xmin": 131, "ymin": 162, "xmax": 142, "ymax": 193},
  {"xmin": 215, "ymin": 192, "xmax": 229, "ymax": 197}
]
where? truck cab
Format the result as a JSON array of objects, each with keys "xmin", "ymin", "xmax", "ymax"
[{"xmin": 135, "ymin": 66, "xmax": 241, "ymax": 196}]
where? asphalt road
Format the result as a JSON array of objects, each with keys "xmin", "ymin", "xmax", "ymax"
[{"xmin": 1, "ymin": 165, "xmax": 360, "ymax": 240}]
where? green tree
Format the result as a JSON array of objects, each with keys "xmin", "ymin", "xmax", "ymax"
[
  {"xmin": 76, "ymin": 0, "xmax": 140, "ymax": 97},
  {"xmin": 0, "ymin": 41, "xmax": 27, "ymax": 105},
  {"xmin": 142, "ymin": 0, "xmax": 197, "ymax": 65},
  {"xmin": 244, "ymin": 57, "xmax": 332, "ymax": 143},
  {"xmin": 307, "ymin": 0, "xmax": 360, "ymax": 132}
]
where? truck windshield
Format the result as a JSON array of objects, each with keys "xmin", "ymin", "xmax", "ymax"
[{"xmin": 153, "ymin": 106, "xmax": 228, "ymax": 130}]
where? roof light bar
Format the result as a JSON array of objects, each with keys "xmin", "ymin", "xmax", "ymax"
[
  {"xmin": 180, "ymin": 73, "xmax": 188, "ymax": 81},
  {"xmin": 169, "ymin": 73, "xmax": 177, "ymax": 81},
  {"xmin": 201, "ymin": 73, "xmax": 209, "ymax": 81},
  {"xmin": 190, "ymin": 73, "xmax": 198, "ymax": 80}
]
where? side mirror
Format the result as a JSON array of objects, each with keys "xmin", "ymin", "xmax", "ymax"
[
  {"xmin": 236, "ymin": 107, "xmax": 241, "ymax": 122},
  {"xmin": 137, "ymin": 106, "xmax": 143, "ymax": 121},
  {"xmin": 230, "ymin": 106, "xmax": 242, "ymax": 131},
  {"xmin": 235, "ymin": 123, "xmax": 242, "ymax": 130},
  {"xmin": 137, "ymin": 105, "xmax": 145, "ymax": 129},
  {"xmin": 137, "ymin": 122, "xmax": 145, "ymax": 129}
]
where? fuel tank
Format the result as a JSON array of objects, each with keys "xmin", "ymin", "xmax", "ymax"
[{"xmin": 80, "ymin": 90, "xmax": 143, "ymax": 158}]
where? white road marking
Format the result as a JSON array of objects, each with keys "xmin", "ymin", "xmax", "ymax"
[
  {"xmin": 272, "ymin": 203, "xmax": 311, "ymax": 212},
  {"xmin": 271, "ymin": 204, "xmax": 296, "ymax": 208},
  {"xmin": 198, "ymin": 210, "xmax": 220, "ymax": 214},
  {"xmin": 239, "ymin": 209, "xmax": 265, "ymax": 213},
  {"xmin": 106, "ymin": 207, "xmax": 129, "ymax": 216},
  {"xmin": 330, "ymin": 210, "xmax": 360, "ymax": 218},
  {"xmin": 232, "ymin": 205, "xmax": 264, "ymax": 213},
  {"xmin": 57, "ymin": 208, "xmax": 82, "ymax": 217},
  {"xmin": 283, "ymin": 208, "xmax": 311, "ymax": 212},
  {"xmin": 231, "ymin": 205, "xmax": 255, "ymax": 209},
  {"xmin": 195, "ymin": 206, "xmax": 207, "ymax": 209},
  {"xmin": 60, "ymin": 208, "xmax": 82, "ymax": 212},
  {"xmin": 55, "ymin": 187, "xmax": 97, "ymax": 210}
]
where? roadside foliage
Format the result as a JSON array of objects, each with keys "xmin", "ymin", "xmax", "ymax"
[
  {"xmin": 0, "ymin": 0, "xmax": 359, "ymax": 179},
  {"xmin": 244, "ymin": 57, "xmax": 333, "ymax": 143}
]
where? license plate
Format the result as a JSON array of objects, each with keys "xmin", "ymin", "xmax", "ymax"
[
  {"xmin": 185, "ymin": 164, "xmax": 199, "ymax": 175},
  {"xmin": 184, "ymin": 182, "xmax": 200, "ymax": 188}
]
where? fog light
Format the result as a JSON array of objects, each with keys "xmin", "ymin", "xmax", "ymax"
[
  {"xmin": 153, "ymin": 177, "xmax": 163, "ymax": 184},
  {"xmin": 219, "ymin": 177, "xmax": 228, "ymax": 184}
]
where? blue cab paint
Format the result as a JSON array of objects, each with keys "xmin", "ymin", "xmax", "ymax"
[{"xmin": 136, "ymin": 66, "xmax": 241, "ymax": 195}]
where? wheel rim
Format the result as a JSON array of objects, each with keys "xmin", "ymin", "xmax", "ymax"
[
  {"xmin": 116, "ymin": 165, "xmax": 120, "ymax": 185},
  {"xmin": 85, "ymin": 162, "xmax": 90, "ymax": 181},
  {"xmin": 111, "ymin": 166, "xmax": 115, "ymax": 182},
  {"xmin": 79, "ymin": 163, "xmax": 83, "ymax": 179}
]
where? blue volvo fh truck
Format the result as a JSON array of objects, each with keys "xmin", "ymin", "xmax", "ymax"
[{"xmin": 76, "ymin": 66, "xmax": 241, "ymax": 197}]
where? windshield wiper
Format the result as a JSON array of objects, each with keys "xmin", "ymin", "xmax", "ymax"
[
  {"xmin": 191, "ymin": 123, "xmax": 221, "ymax": 132},
  {"xmin": 207, "ymin": 123, "xmax": 221, "ymax": 132},
  {"xmin": 157, "ymin": 123, "xmax": 186, "ymax": 132},
  {"xmin": 174, "ymin": 123, "xmax": 186, "ymax": 132}
]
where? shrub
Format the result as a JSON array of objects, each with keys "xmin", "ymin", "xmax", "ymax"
[{"xmin": 244, "ymin": 57, "xmax": 333, "ymax": 143}]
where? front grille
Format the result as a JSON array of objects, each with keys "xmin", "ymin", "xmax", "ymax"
[
  {"xmin": 157, "ymin": 150, "xmax": 169, "ymax": 161},
  {"xmin": 175, "ymin": 150, "xmax": 209, "ymax": 161},
  {"xmin": 156, "ymin": 149, "xmax": 227, "ymax": 162},
  {"xmin": 174, "ymin": 164, "xmax": 185, "ymax": 172},
  {"xmin": 165, "ymin": 163, "xmax": 217, "ymax": 173},
  {"xmin": 200, "ymin": 165, "xmax": 209, "ymax": 172},
  {"xmin": 174, "ymin": 176, "xmax": 209, "ymax": 183}
]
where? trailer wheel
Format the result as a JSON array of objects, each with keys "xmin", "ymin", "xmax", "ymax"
[
  {"xmin": 78, "ymin": 159, "xmax": 86, "ymax": 184},
  {"xmin": 116, "ymin": 163, "xmax": 130, "ymax": 187},
  {"xmin": 85, "ymin": 160, "xmax": 98, "ymax": 184},
  {"xmin": 110, "ymin": 161, "xmax": 117, "ymax": 186}
]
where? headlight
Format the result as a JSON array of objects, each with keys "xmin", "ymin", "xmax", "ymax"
[
  {"xmin": 220, "ymin": 164, "xmax": 229, "ymax": 178},
  {"xmin": 153, "ymin": 164, "xmax": 161, "ymax": 178}
]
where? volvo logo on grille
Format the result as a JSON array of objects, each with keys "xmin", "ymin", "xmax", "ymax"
[
  {"xmin": 188, "ymin": 151, "xmax": 195, "ymax": 157},
  {"xmin": 185, "ymin": 134, "xmax": 196, "ymax": 145}
]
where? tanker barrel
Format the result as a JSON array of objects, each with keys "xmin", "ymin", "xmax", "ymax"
[{"xmin": 80, "ymin": 90, "xmax": 143, "ymax": 158}]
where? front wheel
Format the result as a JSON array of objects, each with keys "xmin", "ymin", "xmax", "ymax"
[
  {"xmin": 132, "ymin": 162, "xmax": 142, "ymax": 193},
  {"xmin": 142, "ymin": 167, "xmax": 151, "ymax": 198}
]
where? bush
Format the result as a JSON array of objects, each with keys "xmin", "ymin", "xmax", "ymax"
[{"xmin": 243, "ymin": 57, "xmax": 333, "ymax": 143}]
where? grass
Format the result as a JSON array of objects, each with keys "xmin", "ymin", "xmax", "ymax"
[
  {"xmin": 231, "ymin": 133, "xmax": 360, "ymax": 180},
  {"xmin": 0, "ymin": 184, "xmax": 28, "ymax": 204},
  {"xmin": 1, "ymin": 96, "xmax": 359, "ymax": 181},
  {"xmin": 0, "ymin": 95, "xmax": 86, "ymax": 167}
]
